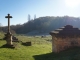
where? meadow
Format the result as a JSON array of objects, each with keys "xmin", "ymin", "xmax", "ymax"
[
  {"xmin": 0, "ymin": 33, "xmax": 80, "ymax": 60},
  {"xmin": 0, "ymin": 33, "xmax": 52, "ymax": 60}
]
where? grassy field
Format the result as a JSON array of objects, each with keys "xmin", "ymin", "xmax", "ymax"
[
  {"xmin": 0, "ymin": 33, "xmax": 80, "ymax": 60},
  {"xmin": 0, "ymin": 33, "xmax": 52, "ymax": 60}
]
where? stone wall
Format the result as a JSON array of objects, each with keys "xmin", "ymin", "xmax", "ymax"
[{"xmin": 52, "ymin": 36, "xmax": 80, "ymax": 53}]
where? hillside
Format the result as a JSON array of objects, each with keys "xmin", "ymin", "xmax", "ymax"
[{"xmin": 1, "ymin": 16, "xmax": 80, "ymax": 34}]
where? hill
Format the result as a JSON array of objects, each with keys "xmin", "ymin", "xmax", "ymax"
[{"xmin": 1, "ymin": 16, "xmax": 80, "ymax": 34}]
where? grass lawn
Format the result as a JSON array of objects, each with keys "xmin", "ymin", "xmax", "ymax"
[
  {"xmin": 0, "ymin": 34, "xmax": 52, "ymax": 60},
  {"xmin": 0, "ymin": 33, "xmax": 80, "ymax": 60}
]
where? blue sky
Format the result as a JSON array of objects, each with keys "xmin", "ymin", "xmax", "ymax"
[{"xmin": 0, "ymin": 0, "xmax": 80, "ymax": 26}]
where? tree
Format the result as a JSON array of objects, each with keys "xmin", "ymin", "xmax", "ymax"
[
  {"xmin": 34, "ymin": 14, "xmax": 36, "ymax": 20},
  {"xmin": 0, "ymin": 23, "xmax": 3, "ymax": 32},
  {"xmin": 28, "ymin": 14, "xmax": 31, "ymax": 22}
]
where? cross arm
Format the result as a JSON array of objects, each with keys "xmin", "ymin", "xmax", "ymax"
[{"xmin": 5, "ymin": 16, "xmax": 12, "ymax": 18}]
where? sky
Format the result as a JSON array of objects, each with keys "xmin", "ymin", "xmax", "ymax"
[{"xmin": 0, "ymin": 0, "xmax": 80, "ymax": 26}]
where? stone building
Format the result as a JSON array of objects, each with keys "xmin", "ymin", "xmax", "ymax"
[{"xmin": 50, "ymin": 25, "xmax": 80, "ymax": 53}]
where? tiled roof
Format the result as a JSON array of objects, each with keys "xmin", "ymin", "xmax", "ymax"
[{"xmin": 50, "ymin": 25, "xmax": 80, "ymax": 36}]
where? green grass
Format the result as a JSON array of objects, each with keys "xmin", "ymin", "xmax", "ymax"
[
  {"xmin": 0, "ymin": 41, "xmax": 51, "ymax": 60},
  {"xmin": 0, "ymin": 33, "xmax": 52, "ymax": 60},
  {"xmin": 0, "ymin": 33, "xmax": 80, "ymax": 60},
  {"xmin": 34, "ymin": 47, "xmax": 80, "ymax": 60}
]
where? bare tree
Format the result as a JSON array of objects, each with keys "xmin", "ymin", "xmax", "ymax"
[
  {"xmin": 34, "ymin": 14, "xmax": 36, "ymax": 20},
  {"xmin": 28, "ymin": 14, "xmax": 31, "ymax": 22}
]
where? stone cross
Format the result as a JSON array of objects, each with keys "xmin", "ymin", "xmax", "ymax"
[
  {"xmin": 5, "ymin": 14, "xmax": 12, "ymax": 33},
  {"xmin": 5, "ymin": 14, "xmax": 14, "ymax": 46}
]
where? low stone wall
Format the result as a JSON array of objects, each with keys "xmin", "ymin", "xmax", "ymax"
[{"xmin": 52, "ymin": 36, "xmax": 80, "ymax": 53}]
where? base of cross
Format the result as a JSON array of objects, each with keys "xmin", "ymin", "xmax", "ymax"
[
  {"xmin": 3, "ymin": 32, "xmax": 19, "ymax": 42},
  {"xmin": 2, "ymin": 32, "xmax": 15, "ymax": 48}
]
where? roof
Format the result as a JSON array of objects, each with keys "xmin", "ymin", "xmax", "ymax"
[{"xmin": 50, "ymin": 25, "xmax": 80, "ymax": 37}]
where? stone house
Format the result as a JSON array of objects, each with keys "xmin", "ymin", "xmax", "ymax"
[{"xmin": 50, "ymin": 25, "xmax": 80, "ymax": 53}]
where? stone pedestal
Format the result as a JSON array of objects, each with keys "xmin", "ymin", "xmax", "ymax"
[
  {"xmin": 3, "ymin": 34, "xmax": 19, "ymax": 42},
  {"xmin": 5, "ymin": 32, "xmax": 13, "ymax": 45}
]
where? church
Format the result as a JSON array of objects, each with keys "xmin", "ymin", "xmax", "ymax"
[{"xmin": 50, "ymin": 25, "xmax": 80, "ymax": 53}]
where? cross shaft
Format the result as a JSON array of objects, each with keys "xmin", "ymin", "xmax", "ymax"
[{"xmin": 5, "ymin": 14, "xmax": 12, "ymax": 33}]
